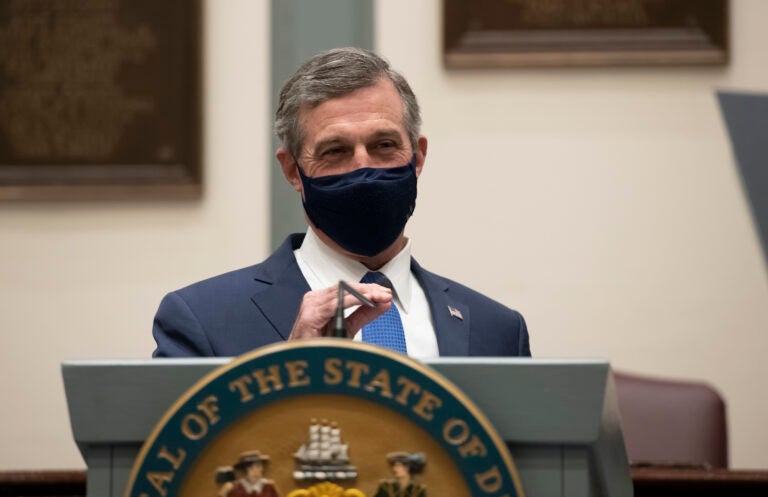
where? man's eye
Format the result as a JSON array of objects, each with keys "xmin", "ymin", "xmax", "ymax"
[
  {"xmin": 323, "ymin": 147, "xmax": 344, "ymax": 157},
  {"xmin": 378, "ymin": 141, "xmax": 396, "ymax": 149}
]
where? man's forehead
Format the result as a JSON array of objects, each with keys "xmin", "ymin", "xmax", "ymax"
[
  {"xmin": 297, "ymin": 79, "xmax": 407, "ymax": 145},
  {"xmin": 298, "ymin": 79, "xmax": 403, "ymax": 119}
]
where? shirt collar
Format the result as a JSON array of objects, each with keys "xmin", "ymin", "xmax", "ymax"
[
  {"xmin": 296, "ymin": 228, "xmax": 413, "ymax": 313},
  {"xmin": 239, "ymin": 478, "xmax": 264, "ymax": 493}
]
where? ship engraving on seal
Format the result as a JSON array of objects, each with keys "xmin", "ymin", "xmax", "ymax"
[{"xmin": 293, "ymin": 418, "xmax": 357, "ymax": 481}]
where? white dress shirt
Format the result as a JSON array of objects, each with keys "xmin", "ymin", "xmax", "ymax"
[{"xmin": 294, "ymin": 229, "xmax": 439, "ymax": 358}]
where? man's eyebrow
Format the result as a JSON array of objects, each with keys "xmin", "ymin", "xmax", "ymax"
[
  {"xmin": 313, "ymin": 130, "xmax": 403, "ymax": 153},
  {"xmin": 370, "ymin": 129, "xmax": 403, "ymax": 142}
]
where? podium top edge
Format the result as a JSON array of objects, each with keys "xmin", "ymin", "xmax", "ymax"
[
  {"xmin": 61, "ymin": 357, "xmax": 611, "ymax": 367},
  {"xmin": 62, "ymin": 357, "xmax": 230, "ymax": 367}
]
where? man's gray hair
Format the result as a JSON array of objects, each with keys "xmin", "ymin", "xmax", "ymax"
[{"xmin": 275, "ymin": 47, "xmax": 422, "ymax": 159}]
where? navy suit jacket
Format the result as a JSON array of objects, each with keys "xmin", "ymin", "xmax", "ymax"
[{"xmin": 153, "ymin": 234, "xmax": 530, "ymax": 357}]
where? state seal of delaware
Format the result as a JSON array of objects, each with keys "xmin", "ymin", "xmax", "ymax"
[{"xmin": 124, "ymin": 341, "xmax": 525, "ymax": 497}]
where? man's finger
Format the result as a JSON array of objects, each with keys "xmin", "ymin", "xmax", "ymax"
[
  {"xmin": 289, "ymin": 282, "xmax": 394, "ymax": 341},
  {"xmin": 343, "ymin": 282, "xmax": 392, "ymax": 303},
  {"xmin": 344, "ymin": 301, "xmax": 392, "ymax": 338}
]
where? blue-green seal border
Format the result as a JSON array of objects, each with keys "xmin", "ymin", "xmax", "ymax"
[{"xmin": 124, "ymin": 340, "xmax": 524, "ymax": 497}]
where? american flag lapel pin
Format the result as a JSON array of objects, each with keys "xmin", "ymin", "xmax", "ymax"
[{"xmin": 448, "ymin": 305, "xmax": 463, "ymax": 320}]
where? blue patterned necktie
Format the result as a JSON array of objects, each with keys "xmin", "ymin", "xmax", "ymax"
[{"xmin": 360, "ymin": 271, "xmax": 407, "ymax": 354}]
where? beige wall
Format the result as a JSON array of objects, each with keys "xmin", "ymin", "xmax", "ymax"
[
  {"xmin": 0, "ymin": 0, "xmax": 271, "ymax": 469},
  {"xmin": 378, "ymin": 0, "xmax": 768, "ymax": 469},
  {"xmin": 2, "ymin": 0, "xmax": 768, "ymax": 471}
]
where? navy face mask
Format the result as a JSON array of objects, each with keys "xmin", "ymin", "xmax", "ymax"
[{"xmin": 297, "ymin": 156, "xmax": 418, "ymax": 257}]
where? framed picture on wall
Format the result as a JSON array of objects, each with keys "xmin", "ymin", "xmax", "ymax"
[
  {"xmin": 0, "ymin": 0, "xmax": 202, "ymax": 201},
  {"xmin": 444, "ymin": 0, "xmax": 729, "ymax": 68}
]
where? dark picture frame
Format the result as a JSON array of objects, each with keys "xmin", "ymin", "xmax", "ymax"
[
  {"xmin": 0, "ymin": 0, "xmax": 202, "ymax": 201},
  {"xmin": 444, "ymin": 0, "xmax": 729, "ymax": 68}
]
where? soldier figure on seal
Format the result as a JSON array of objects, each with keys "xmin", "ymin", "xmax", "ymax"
[
  {"xmin": 373, "ymin": 452, "xmax": 426, "ymax": 497},
  {"xmin": 220, "ymin": 450, "xmax": 280, "ymax": 497}
]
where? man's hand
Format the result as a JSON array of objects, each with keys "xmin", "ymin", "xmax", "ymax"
[{"xmin": 288, "ymin": 282, "xmax": 393, "ymax": 340}]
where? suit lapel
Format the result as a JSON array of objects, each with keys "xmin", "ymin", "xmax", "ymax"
[
  {"xmin": 250, "ymin": 234, "xmax": 311, "ymax": 340},
  {"xmin": 250, "ymin": 238, "xmax": 472, "ymax": 352},
  {"xmin": 411, "ymin": 259, "xmax": 471, "ymax": 356}
]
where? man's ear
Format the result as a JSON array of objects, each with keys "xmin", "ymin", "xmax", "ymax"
[
  {"xmin": 277, "ymin": 148, "xmax": 303, "ymax": 193},
  {"xmin": 414, "ymin": 136, "xmax": 428, "ymax": 178}
]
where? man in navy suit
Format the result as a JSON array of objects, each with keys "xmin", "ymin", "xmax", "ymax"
[{"xmin": 153, "ymin": 48, "xmax": 530, "ymax": 358}]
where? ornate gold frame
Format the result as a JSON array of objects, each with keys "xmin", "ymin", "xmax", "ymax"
[
  {"xmin": 0, "ymin": 0, "xmax": 202, "ymax": 201},
  {"xmin": 444, "ymin": 0, "xmax": 729, "ymax": 68}
]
